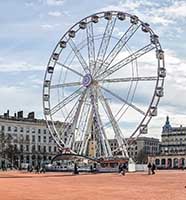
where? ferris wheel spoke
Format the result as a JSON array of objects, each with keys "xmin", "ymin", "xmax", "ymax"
[
  {"xmin": 75, "ymin": 100, "xmax": 92, "ymax": 154},
  {"xmin": 50, "ymin": 86, "xmax": 84, "ymax": 116},
  {"xmin": 56, "ymin": 61, "xmax": 84, "ymax": 77},
  {"xmin": 98, "ymin": 76, "xmax": 158, "ymax": 84},
  {"xmin": 93, "ymin": 17, "xmax": 117, "ymax": 76},
  {"xmin": 68, "ymin": 38, "xmax": 90, "ymax": 74},
  {"xmin": 65, "ymin": 89, "xmax": 88, "ymax": 149},
  {"xmin": 50, "ymin": 81, "xmax": 81, "ymax": 89},
  {"xmin": 98, "ymin": 89, "xmax": 129, "ymax": 157},
  {"xmin": 86, "ymin": 22, "xmax": 96, "ymax": 74},
  {"xmin": 96, "ymin": 24, "xmax": 140, "ymax": 76},
  {"xmin": 79, "ymin": 107, "xmax": 92, "ymax": 155},
  {"xmin": 100, "ymin": 86, "xmax": 145, "ymax": 116},
  {"xmin": 97, "ymin": 43, "xmax": 155, "ymax": 80},
  {"xmin": 58, "ymin": 96, "xmax": 80, "ymax": 134}
]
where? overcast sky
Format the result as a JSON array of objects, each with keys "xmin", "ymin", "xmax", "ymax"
[{"xmin": 0, "ymin": 0, "xmax": 186, "ymax": 139}]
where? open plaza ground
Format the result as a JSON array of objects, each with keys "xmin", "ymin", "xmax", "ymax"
[{"xmin": 0, "ymin": 170, "xmax": 186, "ymax": 200}]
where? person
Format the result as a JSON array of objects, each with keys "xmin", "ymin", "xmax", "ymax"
[
  {"xmin": 74, "ymin": 163, "xmax": 79, "ymax": 175},
  {"xmin": 151, "ymin": 163, "xmax": 156, "ymax": 175},
  {"xmin": 118, "ymin": 163, "xmax": 122, "ymax": 174},
  {"xmin": 40, "ymin": 164, "xmax": 46, "ymax": 173},
  {"xmin": 119, "ymin": 163, "xmax": 127, "ymax": 176},
  {"xmin": 27, "ymin": 164, "xmax": 30, "ymax": 172},
  {"xmin": 35, "ymin": 165, "xmax": 40, "ymax": 173},
  {"xmin": 90, "ymin": 165, "xmax": 93, "ymax": 173},
  {"xmin": 122, "ymin": 163, "xmax": 127, "ymax": 176},
  {"xmin": 147, "ymin": 162, "xmax": 152, "ymax": 175},
  {"xmin": 29, "ymin": 165, "xmax": 33, "ymax": 172},
  {"xmin": 93, "ymin": 163, "xmax": 97, "ymax": 173}
]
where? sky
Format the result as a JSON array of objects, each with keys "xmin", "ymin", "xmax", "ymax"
[{"xmin": 0, "ymin": 0, "xmax": 186, "ymax": 140}]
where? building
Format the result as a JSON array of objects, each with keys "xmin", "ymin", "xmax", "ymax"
[
  {"xmin": 0, "ymin": 110, "xmax": 62, "ymax": 168},
  {"xmin": 149, "ymin": 116, "xmax": 186, "ymax": 168},
  {"xmin": 109, "ymin": 136, "xmax": 160, "ymax": 162},
  {"xmin": 161, "ymin": 116, "xmax": 186, "ymax": 155}
]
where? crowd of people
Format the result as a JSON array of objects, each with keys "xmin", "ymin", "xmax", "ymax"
[{"xmin": 27, "ymin": 164, "xmax": 46, "ymax": 173}]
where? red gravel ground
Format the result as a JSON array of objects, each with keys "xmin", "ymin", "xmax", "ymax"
[{"xmin": 0, "ymin": 170, "xmax": 186, "ymax": 200}]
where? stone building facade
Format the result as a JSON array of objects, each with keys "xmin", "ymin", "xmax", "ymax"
[
  {"xmin": 0, "ymin": 111, "xmax": 61, "ymax": 168},
  {"xmin": 149, "ymin": 116, "xmax": 186, "ymax": 168},
  {"xmin": 109, "ymin": 136, "xmax": 160, "ymax": 161}
]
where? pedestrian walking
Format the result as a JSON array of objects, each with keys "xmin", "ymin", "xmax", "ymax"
[
  {"xmin": 151, "ymin": 163, "xmax": 156, "ymax": 175},
  {"xmin": 118, "ymin": 163, "xmax": 122, "ymax": 174},
  {"xmin": 74, "ymin": 163, "xmax": 79, "ymax": 175},
  {"xmin": 147, "ymin": 162, "xmax": 152, "ymax": 175}
]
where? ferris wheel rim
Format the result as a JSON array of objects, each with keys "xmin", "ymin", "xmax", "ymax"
[{"xmin": 43, "ymin": 10, "xmax": 165, "ymax": 156}]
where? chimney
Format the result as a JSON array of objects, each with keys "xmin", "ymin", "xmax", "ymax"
[
  {"xmin": 17, "ymin": 111, "xmax": 23, "ymax": 118},
  {"xmin": 28, "ymin": 112, "xmax": 35, "ymax": 119},
  {"xmin": 7, "ymin": 110, "xmax": 9, "ymax": 117},
  {"xmin": 4, "ymin": 110, "xmax": 9, "ymax": 118}
]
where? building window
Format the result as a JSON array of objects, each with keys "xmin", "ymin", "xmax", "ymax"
[
  {"xmin": 38, "ymin": 136, "xmax": 41, "ymax": 142},
  {"xmin": 14, "ymin": 144, "xmax": 17, "ymax": 150},
  {"xmin": 20, "ymin": 127, "xmax": 24, "ymax": 132},
  {"xmin": 43, "ymin": 136, "xmax": 46, "ymax": 143},
  {"xmin": 32, "ymin": 128, "xmax": 35, "ymax": 133},
  {"xmin": 161, "ymin": 159, "xmax": 166, "ymax": 165},
  {"xmin": 26, "ymin": 145, "xmax": 29, "ymax": 151},
  {"xmin": 8, "ymin": 126, "xmax": 11, "ymax": 131},
  {"xmin": 26, "ymin": 135, "xmax": 29, "ymax": 141},
  {"xmin": 26, "ymin": 155, "xmax": 30, "ymax": 163},
  {"xmin": 54, "ymin": 146, "xmax": 57, "ymax": 152},
  {"xmin": 32, "ymin": 145, "xmax": 35, "ymax": 152},
  {"xmin": 43, "ymin": 129, "xmax": 47, "ymax": 134},
  {"xmin": 49, "ymin": 136, "xmax": 52, "ymax": 143},
  {"xmin": 20, "ymin": 145, "xmax": 24, "ymax": 152},
  {"xmin": 32, "ymin": 135, "xmax": 35, "ymax": 142},
  {"xmin": 26, "ymin": 127, "xmax": 30, "ymax": 133},
  {"xmin": 180, "ymin": 138, "xmax": 183, "ymax": 144},
  {"xmin": 49, "ymin": 146, "xmax": 51, "ymax": 152},
  {"xmin": 1, "ymin": 125, "xmax": 5, "ymax": 131},
  {"xmin": 14, "ymin": 127, "xmax": 17, "ymax": 132},
  {"xmin": 43, "ymin": 146, "xmax": 46, "ymax": 152},
  {"xmin": 155, "ymin": 159, "xmax": 160, "ymax": 165},
  {"xmin": 38, "ymin": 145, "xmax": 41, "ymax": 152}
]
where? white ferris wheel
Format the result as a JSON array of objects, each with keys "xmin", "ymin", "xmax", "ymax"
[{"xmin": 43, "ymin": 11, "xmax": 165, "ymax": 159}]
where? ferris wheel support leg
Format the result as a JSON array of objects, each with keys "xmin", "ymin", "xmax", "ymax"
[
  {"xmin": 98, "ymin": 89, "xmax": 129, "ymax": 158},
  {"xmin": 79, "ymin": 108, "xmax": 93, "ymax": 156},
  {"xmin": 90, "ymin": 87, "xmax": 112, "ymax": 157}
]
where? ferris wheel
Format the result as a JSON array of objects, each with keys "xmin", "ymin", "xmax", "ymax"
[{"xmin": 43, "ymin": 11, "xmax": 165, "ymax": 158}]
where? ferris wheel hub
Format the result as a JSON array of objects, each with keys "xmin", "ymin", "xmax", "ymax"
[{"xmin": 82, "ymin": 73, "xmax": 93, "ymax": 87}]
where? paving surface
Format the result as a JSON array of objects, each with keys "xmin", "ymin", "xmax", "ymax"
[{"xmin": 0, "ymin": 170, "xmax": 186, "ymax": 200}]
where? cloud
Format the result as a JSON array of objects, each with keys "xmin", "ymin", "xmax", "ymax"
[
  {"xmin": 99, "ymin": 0, "xmax": 186, "ymax": 27},
  {"xmin": 0, "ymin": 58, "xmax": 45, "ymax": 72},
  {"xmin": 40, "ymin": 23, "xmax": 60, "ymax": 30},
  {"xmin": 159, "ymin": 1, "xmax": 186, "ymax": 19},
  {"xmin": 46, "ymin": 0, "xmax": 64, "ymax": 6},
  {"xmin": 48, "ymin": 11, "xmax": 62, "ymax": 17}
]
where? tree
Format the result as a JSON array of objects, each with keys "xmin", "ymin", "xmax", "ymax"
[
  {"xmin": 0, "ymin": 131, "xmax": 20, "ymax": 168},
  {"xmin": 135, "ymin": 149, "xmax": 148, "ymax": 164}
]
